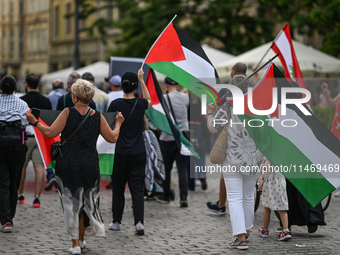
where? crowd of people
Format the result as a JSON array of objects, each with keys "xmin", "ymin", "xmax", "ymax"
[{"xmin": 0, "ymin": 61, "xmax": 336, "ymax": 253}]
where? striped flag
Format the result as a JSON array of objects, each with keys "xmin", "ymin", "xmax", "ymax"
[
  {"xmin": 144, "ymin": 23, "xmax": 221, "ymax": 105},
  {"xmin": 235, "ymin": 63, "xmax": 340, "ymax": 207},
  {"xmin": 34, "ymin": 110, "xmax": 116, "ymax": 175},
  {"xmin": 271, "ymin": 24, "xmax": 307, "ymax": 91},
  {"xmin": 144, "ymin": 68, "xmax": 198, "ymax": 157}
]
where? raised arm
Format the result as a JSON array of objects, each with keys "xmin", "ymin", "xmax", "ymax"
[
  {"xmin": 100, "ymin": 112, "xmax": 124, "ymax": 143},
  {"xmin": 25, "ymin": 109, "xmax": 69, "ymax": 138},
  {"xmin": 321, "ymin": 82, "xmax": 340, "ymax": 109},
  {"xmin": 138, "ymin": 69, "xmax": 151, "ymax": 108}
]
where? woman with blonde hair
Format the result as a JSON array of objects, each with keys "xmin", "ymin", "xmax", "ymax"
[{"xmin": 26, "ymin": 79, "xmax": 124, "ymax": 254}]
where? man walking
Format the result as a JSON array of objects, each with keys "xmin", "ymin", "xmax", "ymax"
[
  {"xmin": 156, "ymin": 77, "xmax": 189, "ymax": 207},
  {"xmin": 18, "ymin": 74, "xmax": 52, "ymax": 208}
]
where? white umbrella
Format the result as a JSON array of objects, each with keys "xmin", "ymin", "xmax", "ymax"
[{"xmin": 40, "ymin": 66, "xmax": 74, "ymax": 93}]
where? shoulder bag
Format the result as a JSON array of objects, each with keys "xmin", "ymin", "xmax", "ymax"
[{"xmin": 210, "ymin": 109, "xmax": 231, "ymax": 164}]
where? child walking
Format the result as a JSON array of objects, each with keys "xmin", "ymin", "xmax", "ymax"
[{"xmin": 258, "ymin": 159, "xmax": 291, "ymax": 241}]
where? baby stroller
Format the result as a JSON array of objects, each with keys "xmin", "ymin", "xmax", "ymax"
[{"xmin": 143, "ymin": 129, "xmax": 175, "ymax": 201}]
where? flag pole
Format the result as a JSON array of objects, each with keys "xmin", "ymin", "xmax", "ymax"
[
  {"xmin": 248, "ymin": 53, "xmax": 279, "ymax": 80},
  {"xmin": 141, "ymin": 15, "xmax": 177, "ymax": 69},
  {"xmin": 253, "ymin": 43, "xmax": 273, "ymax": 70},
  {"xmin": 219, "ymin": 53, "xmax": 280, "ymax": 103}
]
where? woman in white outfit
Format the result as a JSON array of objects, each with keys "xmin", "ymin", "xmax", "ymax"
[{"xmin": 206, "ymin": 75, "xmax": 263, "ymax": 250}]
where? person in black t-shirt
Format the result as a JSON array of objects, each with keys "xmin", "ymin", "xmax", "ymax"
[{"xmin": 107, "ymin": 69, "xmax": 151, "ymax": 235}]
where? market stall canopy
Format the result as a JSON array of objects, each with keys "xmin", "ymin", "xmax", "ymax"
[
  {"xmin": 215, "ymin": 40, "xmax": 340, "ymax": 78},
  {"xmin": 201, "ymin": 44, "xmax": 235, "ymax": 67},
  {"xmin": 40, "ymin": 61, "xmax": 110, "ymax": 93},
  {"xmin": 40, "ymin": 67, "xmax": 74, "ymax": 93}
]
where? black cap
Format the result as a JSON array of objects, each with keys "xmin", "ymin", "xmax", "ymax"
[
  {"xmin": 164, "ymin": 77, "xmax": 178, "ymax": 86},
  {"xmin": 122, "ymin": 72, "xmax": 138, "ymax": 86}
]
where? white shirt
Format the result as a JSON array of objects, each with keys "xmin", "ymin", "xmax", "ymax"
[
  {"xmin": 0, "ymin": 94, "xmax": 30, "ymax": 128},
  {"xmin": 108, "ymin": 90, "xmax": 124, "ymax": 102}
]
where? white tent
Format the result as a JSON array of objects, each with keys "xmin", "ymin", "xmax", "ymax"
[
  {"xmin": 40, "ymin": 66, "xmax": 74, "ymax": 93},
  {"xmin": 40, "ymin": 61, "xmax": 110, "ymax": 93},
  {"xmin": 202, "ymin": 44, "xmax": 235, "ymax": 67},
  {"xmin": 76, "ymin": 61, "xmax": 109, "ymax": 89},
  {"xmin": 215, "ymin": 40, "xmax": 340, "ymax": 78}
]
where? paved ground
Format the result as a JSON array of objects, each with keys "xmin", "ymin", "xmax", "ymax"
[{"xmin": 1, "ymin": 163, "xmax": 340, "ymax": 255}]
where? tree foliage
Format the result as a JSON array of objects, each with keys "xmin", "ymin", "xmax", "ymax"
[
  {"xmin": 184, "ymin": 0, "xmax": 274, "ymax": 55},
  {"xmin": 259, "ymin": 0, "xmax": 340, "ymax": 57},
  {"xmin": 76, "ymin": 0, "xmax": 340, "ymax": 58}
]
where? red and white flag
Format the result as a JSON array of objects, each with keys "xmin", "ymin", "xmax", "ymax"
[{"xmin": 271, "ymin": 24, "xmax": 307, "ymax": 90}]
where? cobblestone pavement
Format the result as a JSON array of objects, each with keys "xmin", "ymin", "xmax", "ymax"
[{"xmin": 1, "ymin": 166, "xmax": 340, "ymax": 255}]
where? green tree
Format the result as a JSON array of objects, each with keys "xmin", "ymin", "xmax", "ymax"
[
  {"xmin": 259, "ymin": 0, "xmax": 340, "ymax": 58},
  {"xmin": 184, "ymin": 0, "xmax": 275, "ymax": 55},
  {"xmin": 112, "ymin": 0, "xmax": 185, "ymax": 57}
]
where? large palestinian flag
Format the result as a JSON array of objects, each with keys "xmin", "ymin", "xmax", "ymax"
[
  {"xmin": 145, "ymin": 23, "xmax": 221, "ymax": 105},
  {"xmin": 271, "ymin": 24, "xmax": 307, "ymax": 91},
  {"xmin": 34, "ymin": 110, "xmax": 116, "ymax": 175},
  {"xmin": 144, "ymin": 68, "xmax": 198, "ymax": 157},
  {"xmin": 232, "ymin": 63, "xmax": 340, "ymax": 207}
]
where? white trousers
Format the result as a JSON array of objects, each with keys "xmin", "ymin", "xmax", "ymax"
[{"xmin": 223, "ymin": 170, "xmax": 258, "ymax": 237}]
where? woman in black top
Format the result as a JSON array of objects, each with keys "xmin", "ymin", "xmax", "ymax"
[
  {"xmin": 107, "ymin": 69, "xmax": 151, "ymax": 235},
  {"xmin": 26, "ymin": 79, "xmax": 124, "ymax": 254}
]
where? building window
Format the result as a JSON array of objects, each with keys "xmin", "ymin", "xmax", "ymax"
[
  {"xmin": 1, "ymin": 31, "xmax": 5, "ymax": 55},
  {"xmin": 9, "ymin": 29, "xmax": 14, "ymax": 56},
  {"xmin": 107, "ymin": 5, "xmax": 113, "ymax": 21},
  {"xmin": 54, "ymin": 6, "xmax": 59, "ymax": 37},
  {"xmin": 29, "ymin": 0, "xmax": 34, "ymax": 13},
  {"xmin": 20, "ymin": 0, "xmax": 25, "ymax": 16},
  {"xmin": 36, "ymin": 30, "xmax": 41, "ymax": 52},
  {"xmin": 29, "ymin": 31, "xmax": 34, "ymax": 52},
  {"xmin": 2, "ymin": 0, "xmax": 6, "ymax": 16},
  {"xmin": 9, "ymin": 0, "xmax": 14, "ymax": 16},
  {"xmin": 66, "ymin": 3, "xmax": 71, "ymax": 35},
  {"xmin": 19, "ymin": 30, "xmax": 24, "ymax": 56},
  {"xmin": 41, "ymin": 29, "xmax": 47, "ymax": 51},
  {"xmin": 42, "ymin": 0, "xmax": 47, "ymax": 11}
]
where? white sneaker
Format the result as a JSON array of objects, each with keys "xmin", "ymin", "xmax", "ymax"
[
  {"xmin": 334, "ymin": 191, "xmax": 340, "ymax": 197},
  {"xmin": 79, "ymin": 240, "xmax": 86, "ymax": 249},
  {"xmin": 135, "ymin": 221, "xmax": 144, "ymax": 235},
  {"xmin": 68, "ymin": 246, "xmax": 81, "ymax": 254},
  {"xmin": 109, "ymin": 222, "xmax": 120, "ymax": 231}
]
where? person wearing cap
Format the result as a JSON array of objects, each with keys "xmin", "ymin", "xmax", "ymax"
[
  {"xmin": 156, "ymin": 77, "xmax": 189, "ymax": 207},
  {"xmin": 107, "ymin": 69, "xmax": 151, "ymax": 235},
  {"xmin": 0, "ymin": 76, "xmax": 29, "ymax": 233},
  {"xmin": 82, "ymin": 72, "xmax": 110, "ymax": 113},
  {"xmin": 107, "ymin": 75, "xmax": 124, "ymax": 102},
  {"xmin": 47, "ymin": 79, "xmax": 68, "ymax": 110}
]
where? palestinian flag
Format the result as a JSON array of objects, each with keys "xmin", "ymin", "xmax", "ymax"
[
  {"xmin": 144, "ymin": 68, "xmax": 198, "ymax": 157},
  {"xmin": 145, "ymin": 23, "xmax": 221, "ymax": 105},
  {"xmin": 34, "ymin": 110, "xmax": 116, "ymax": 175},
  {"xmin": 232, "ymin": 63, "xmax": 340, "ymax": 207},
  {"xmin": 271, "ymin": 24, "xmax": 307, "ymax": 92}
]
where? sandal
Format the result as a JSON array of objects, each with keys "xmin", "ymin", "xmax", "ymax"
[
  {"xmin": 228, "ymin": 238, "xmax": 248, "ymax": 250},
  {"xmin": 277, "ymin": 230, "xmax": 291, "ymax": 241},
  {"xmin": 244, "ymin": 230, "xmax": 250, "ymax": 242}
]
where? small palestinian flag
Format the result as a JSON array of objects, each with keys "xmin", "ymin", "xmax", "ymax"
[
  {"xmin": 233, "ymin": 63, "xmax": 340, "ymax": 207},
  {"xmin": 145, "ymin": 23, "xmax": 221, "ymax": 105},
  {"xmin": 144, "ymin": 68, "xmax": 198, "ymax": 157}
]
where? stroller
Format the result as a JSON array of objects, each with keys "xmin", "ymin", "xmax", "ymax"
[{"xmin": 143, "ymin": 129, "xmax": 175, "ymax": 200}]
